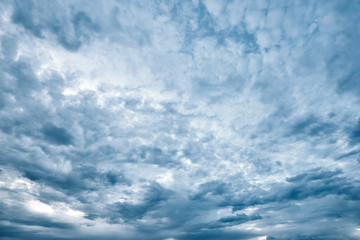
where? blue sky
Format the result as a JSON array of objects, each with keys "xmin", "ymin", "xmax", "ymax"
[{"xmin": 0, "ymin": 0, "xmax": 360, "ymax": 239}]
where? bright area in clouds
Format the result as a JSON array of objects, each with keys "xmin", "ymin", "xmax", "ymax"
[{"xmin": 0, "ymin": 0, "xmax": 360, "ymax": 239}]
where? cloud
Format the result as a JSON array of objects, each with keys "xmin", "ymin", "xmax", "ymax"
[
  {"xmin": 41, "ymin": 123, "xmax": 74, "ymax": 146},
  {"xmin": 109, "ymin": 182, "xmax": 173, "ymax": 223},
  {"xmin": 348, "ymin": 118, "xmax": 360, "ymax": 145},
  {"xmin": 218, "ymin": 213, "xmax": 262, "ymax": 225},
  {"xmin": 12, "ymin": 0, "xmax": 101, "ymax": 51},
  {"xmin": 1, "ymin": 0, "xmax": 360, "ymax": 239}
]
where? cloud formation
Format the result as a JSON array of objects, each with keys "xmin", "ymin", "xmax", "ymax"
[{"xmin": 1, "ymin": 0, "xmax": 360, "ymax": 239}]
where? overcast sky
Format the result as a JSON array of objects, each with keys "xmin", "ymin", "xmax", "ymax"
[{"xmin": 1, "ymin": 0, "xmax": 360, "ymax": 239}]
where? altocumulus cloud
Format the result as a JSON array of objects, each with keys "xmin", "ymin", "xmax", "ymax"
[{"xmin": 0, "ymin": 0, "xmax": 360, "ymax": 239}]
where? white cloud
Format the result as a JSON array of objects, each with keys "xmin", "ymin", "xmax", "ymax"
[
  {"xmin": 27, "ymin": 200, "xmax": 55, "ymax": 215},
  {"xmin": 202, "ymin": 0, "xmax": 224, "ymax": 18}
]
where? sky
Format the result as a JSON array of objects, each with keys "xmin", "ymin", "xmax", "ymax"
[{"xmin": 0, "ymin": 0, "xmax": 360, "ymax": 239}]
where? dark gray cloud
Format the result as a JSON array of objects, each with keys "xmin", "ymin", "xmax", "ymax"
[
  {"xmin": 109, "ymin": 182, "xmax": 173, "ymax": 223},
  {"xmin": 218, "ymin": 213, "xmax": 262, "ymax": 225},
  {"xmin": 12, "ymin": 0, "xmax": 100, "ymax": 51},
  {"xmin": 177, "ymin": 229, "xmax": 259, "ymax": 240},
  {"xmin": 41, "ymin": 123, "xmax": 74, "ymax": 146},
  {"xmin": 289, "ymin": 115, "xmax": 337, "ymax": 137},
  {"xmin": 349, "ymin": 119, "xmax": 360, "ymax": 145}
]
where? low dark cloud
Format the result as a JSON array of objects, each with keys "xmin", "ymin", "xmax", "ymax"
[
  {"xmin": 12, "ymin": 0, "xmax": 101, "ymax": 52},
  {"xmin": 20, "ymin": 163, "xmax": 131, "ymax": 198},
  {"xmin": 109, "ymin": 182, "xmax": 173, "ymax": 223},
  {"xmin": 219, "ymin": 213, "xmax": 261, "ymax": 223},
  {"xmin": 0, "ymin": 200, "xmax": 76, "ymax": 240},
  {"xmin": 285, "ymin": 169, "xmax": 342, "ymax": 183},
  {"xmin": 289, "ymin": 115, "xmax": 337, "ymax": 137},
  {"xmin": 190, "ymin": 180, "xmax": 230, "ymax": 200},
  {"xmin": 348, "ymin": 119, "xmax": 360, "ymax": 145},
  {"xmin": 177, "ymin": 229, "xmax": 259, "ymax": 240},
  {"xmin": 41, "ymin": 123, "xmax": 74, "ymax": 146}
]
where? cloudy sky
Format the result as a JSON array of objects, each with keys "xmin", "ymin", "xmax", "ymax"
[{"xmin": 0, "ymin": 0, "xmax": 360, "ymax": 239}]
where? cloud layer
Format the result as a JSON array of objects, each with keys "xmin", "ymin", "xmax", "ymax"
[{"xmin": 1, "ymin": 0, "xmax": 360, "ymax": 239}]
